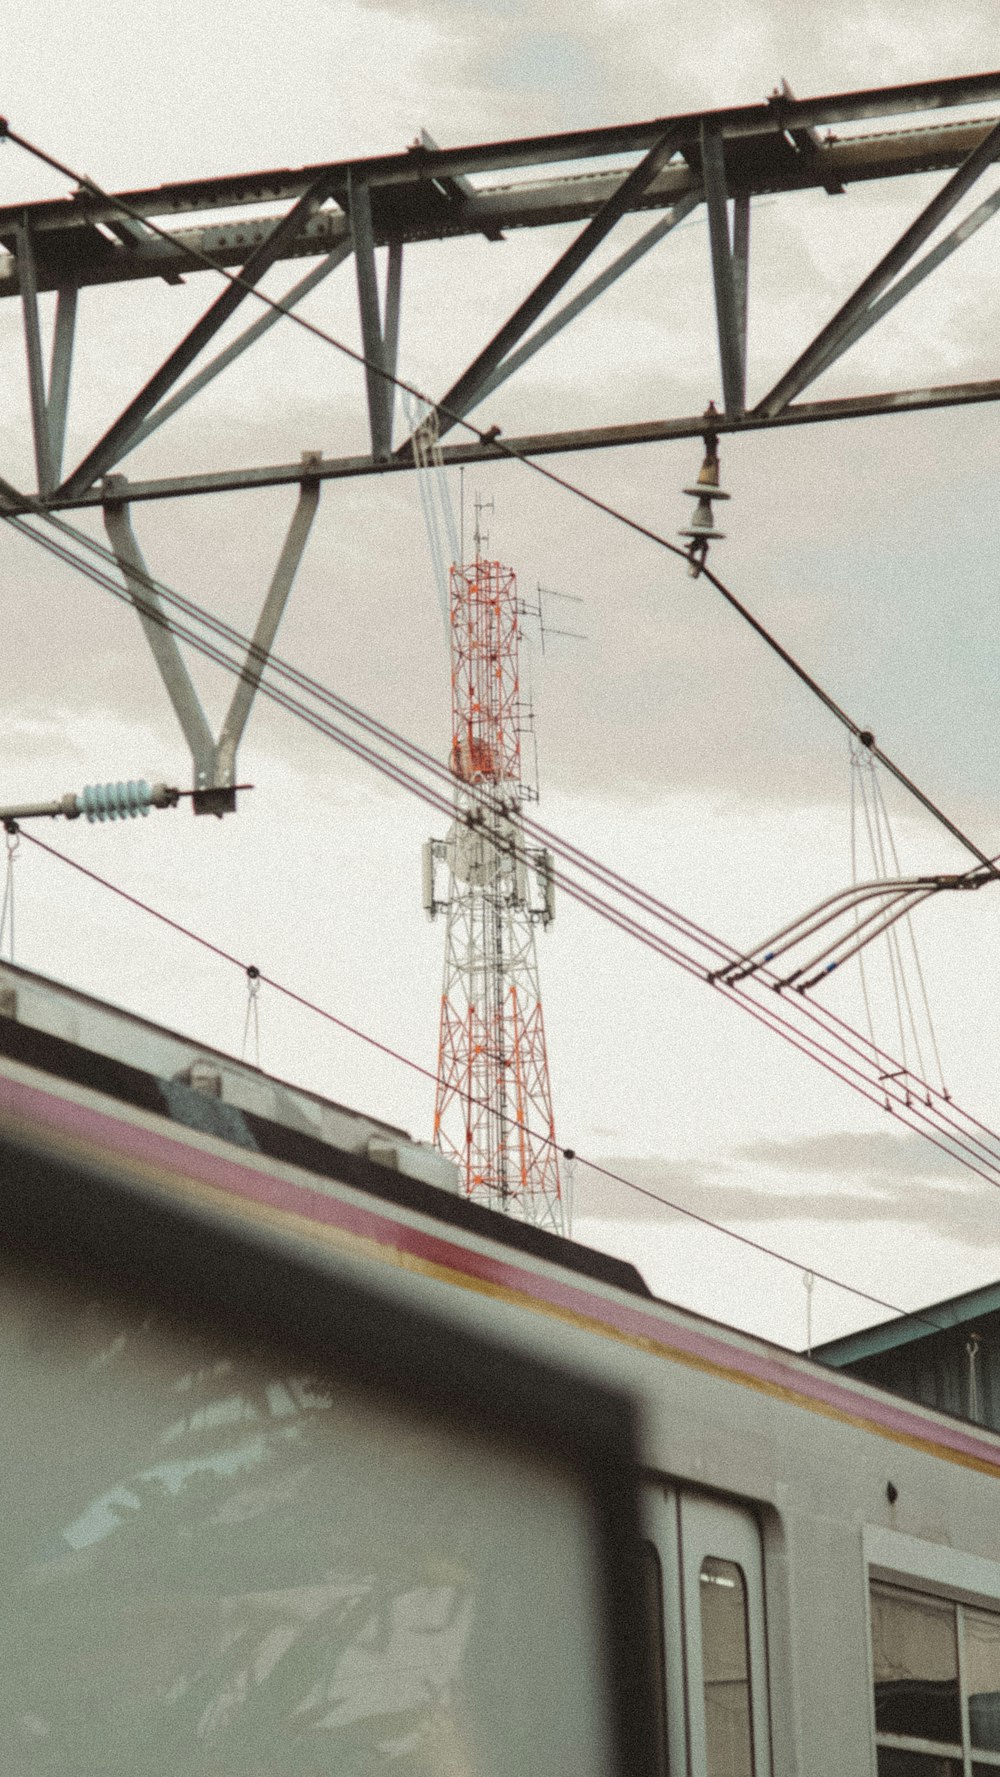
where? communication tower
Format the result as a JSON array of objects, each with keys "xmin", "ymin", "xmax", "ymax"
[{"xmin": 423, "ymin": 504, "xmax": 564, "ymax": 1233}]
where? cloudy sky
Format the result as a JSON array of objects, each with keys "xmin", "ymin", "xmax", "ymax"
[{"xmin": 3, "ymin": 1, "xmax": 1000, "ymax": 1348}]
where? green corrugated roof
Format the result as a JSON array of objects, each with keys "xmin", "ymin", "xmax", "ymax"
[{"xmin": 812, "ymin": 1278, "xmax": 1000, "ymax": 1368}]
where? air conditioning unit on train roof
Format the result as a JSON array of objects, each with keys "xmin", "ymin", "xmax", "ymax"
[{"xmin": 0, "ymin": 958, "xmax": 459, "ymax": 1197}]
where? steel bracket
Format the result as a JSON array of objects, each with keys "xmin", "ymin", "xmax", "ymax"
[{"xmin": 102, "ymin": 456, "xmax": 322, "ymax": 814}]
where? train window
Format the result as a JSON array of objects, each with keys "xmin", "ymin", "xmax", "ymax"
[
  {"xmin": 874, "ymin": 1755, "xmax": 961, "ymax": 1775},
  {"xmin": 0, "ymin": 1128, "xmax": 660, "ymax": 1777},
  {"xmin": 966, "ymin": 1607, "xmax": 1000, "ymax": 1756},
  {"xmin": 870, "ymin": 1581, "xmax": 1000, "ymax": 1775},
  {"xmin": 0, "ymin": 1259, "xmax": 621, "ymax": 1775},
  {"xmin": 700, "ymin": 1557, "xmax": 754, "ymax": 1777},
  {"xmin": 871, "ymin": 1584, "xmax": 961, "ymax": 1744}
]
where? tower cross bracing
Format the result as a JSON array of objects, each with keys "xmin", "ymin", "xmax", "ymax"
[{"xmin": 428, "ymin": 546, "xmax": 562, "ymax": 1233}]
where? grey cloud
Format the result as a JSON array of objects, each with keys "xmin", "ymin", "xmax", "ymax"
[
  {"xmin": 572, "ymin": 1131, "xmax": 1000, "ymax": 1248},
  {"xmin": 345, "ymin": 0, "xmax": 995, "ymax": 131},
  {"xmin": 737, "ymin": 1128, "xmax": 969, "ymax": 1182}
]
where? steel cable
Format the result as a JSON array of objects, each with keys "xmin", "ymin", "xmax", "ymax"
[
  {"xmin": 7, "ymin": 509, "xmax": 1000, "ymax": 1200},
  {"xmin": 16, "ymin": 824, "xmax": 950, "ymax": 1334},
  {"xmin": 10, "ymin": 504, "xmax": 996, "ymax": 1157}
]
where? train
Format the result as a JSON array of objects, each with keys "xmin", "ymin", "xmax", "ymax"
[{"xmin": 2, "ymin": 955, "xmax": 999, "ymax": 1777}]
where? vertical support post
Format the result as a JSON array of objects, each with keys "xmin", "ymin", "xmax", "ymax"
[
  {"xmin": 382, "ymin": 240, "xmax": 404, "ymax": 452},
  {"xmin": 701, "ymin": 126, "xmax": 745, "ymax": 418},
  {"xmin": 348, "ymin": 173, "xmax": 392, "ymax": 461},
  {"xmin": 16, "ymin": 224, "xmax": 55, "ymax": 495},
  {"xmin": 732, "ymin": 192, "xmax": 750, "ymax": 394},
  {"xmin": 46, "ymin": 286, "xmax": 78, "ymax": 487}
]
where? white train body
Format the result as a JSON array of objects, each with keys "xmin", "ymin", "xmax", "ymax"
[{"xmin": 1, "ymin": 959, "xmax": 996, "ymax": 1777}]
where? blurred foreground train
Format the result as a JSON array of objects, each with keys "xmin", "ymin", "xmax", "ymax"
[{"xmin": 1, "ymin": 956, "xmax": 998, "ymax": 1777}]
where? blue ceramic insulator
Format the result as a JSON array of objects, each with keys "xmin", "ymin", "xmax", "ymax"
[{"xmin": 77, "ymin": 780, "xmax": 152, "ymax": 823}]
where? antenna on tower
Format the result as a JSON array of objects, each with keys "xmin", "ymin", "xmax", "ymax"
[
  {"xmin": 460, "ymin": 465, "xmax": 466, "ymax": 569},
  {"xmin": 472, "ymin": 493, "xmax": 494, "ymax": 558},
  {"xmin": 534, "ymin": 584, "xmax": 588, "ymax": 656}
]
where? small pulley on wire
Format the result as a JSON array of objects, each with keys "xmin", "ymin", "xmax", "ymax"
[{"xmin": 678, "ymin": 425, "xmax": 730, "ymax": 577}]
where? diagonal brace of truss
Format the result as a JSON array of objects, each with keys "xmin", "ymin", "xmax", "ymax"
[
  {"xmin": 58, "ymin": 171, "xmax": 339, "ymax": 501},
  {"xmin": 407, "ymin": 123, "xmax": 684, "ymax": 450},
  {"xmin": 796, "ymin": 182, "xmax": 1000, "ymax": 390},
  {"xmin": 757, "ymin": 115, "xmax": 1000, "ymax": 417},
  {"xmin": 468, "ymin": 190, "xmax": 704, "ymax": 414},
  {"xmin": 117, "ymin": 241, "xmax": 356, "ymax": 465},
  {"xmin": 101, "ymin": 460, "xmax": 321, "ymax": 814}
]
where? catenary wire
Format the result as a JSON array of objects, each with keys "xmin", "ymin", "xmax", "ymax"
[
  {"xmin": 851, "ymin": 749, "xmax": 889, "ymax": 1068},
  {"xmin": 15, "ymin": 824, "xmax": 949, "ymax": 1335},
  {"xmin": 3, "ymin": 122, "xmax": 1000, "ymax": 878},
  {"xmin": 5, "ymin": 497, "xmax": 997, "ymax": 977},
  {"xmin": 9, "ymin": 503, "xmax": 1000, "ymax": 1189},
  {"xmin": 858, "ymin": 747, "xmax": 917, "ymax": 1080},
  {"xmin": 2, "ymin": 133, "xmax": 995, "ymax": 1330},
  {"xmin": 2, "ymin": 128, "xmax": 998, "ymax": 1329},
  {"xmin": 869, "ymin": 751, "xmax": 950, "ymax": 1095},
  {"xmin": 11, "ymin": 496, "xmax": 1000, "ymax": 1173},
  {"xmin": 9, "ymin": 507, "xmax": 1000, "ymax": 1199}
]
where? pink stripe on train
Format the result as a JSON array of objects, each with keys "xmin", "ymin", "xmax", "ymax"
[{"xmin": 4, "ymin": 1066, "xmax": 1000, "ymax": 1476}]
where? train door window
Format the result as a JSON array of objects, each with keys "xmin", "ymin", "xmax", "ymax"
[
  {"xmin": 701, "ymin": 1556, "xmax": 754, "ymax": 1775},
  {"xmin": 871, "ymin": 1583, "xmax": 961, "ymax": 1749},
  {"xmin": 870, "ymin": 1580, "xmax": 1000, "ymax": 1774},
  {"xmin": 680, "ymin": 1496, "xmax": 772, "ymax": 1777}
]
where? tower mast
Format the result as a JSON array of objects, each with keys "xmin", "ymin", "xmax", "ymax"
[{"xmin": 425, "ymin": 503, "xmax": 563, "ymax": 1233}]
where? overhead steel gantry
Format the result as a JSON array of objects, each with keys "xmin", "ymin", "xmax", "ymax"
[
  {"xmin": 2, "ymin": 73, "xmax": 1000, "ymax": 810},
  {"xmin": 1, "ymin": 70, "xmax": 1000, "ymax": 513}
]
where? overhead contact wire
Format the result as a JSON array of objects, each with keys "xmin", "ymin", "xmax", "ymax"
[
  {"xmin": 9, "ymin": 511, "xmax": 1000, "ymax": 1189},
  {"xmin": 16, "ymin": 825, "xmax": 947, "ymax": 1334}
]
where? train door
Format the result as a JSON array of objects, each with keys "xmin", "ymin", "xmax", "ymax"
[
  {"xmin": 646, "ymin": 1488, "xmax": 772, "ymax": 1777},
  {"xmin": 680, "ymin": 1494, "xmax": 773, "ymax": 1777}
]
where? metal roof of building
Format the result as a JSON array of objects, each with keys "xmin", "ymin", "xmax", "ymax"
[{"xmin": 814, "ymin": 1278, "xmax": 1000, "ymax": 1368}]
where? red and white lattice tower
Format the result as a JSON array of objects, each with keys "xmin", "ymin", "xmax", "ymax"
[{"xmin": 423, "ymin": 513, "xmax": 564, "ymax": 1233}]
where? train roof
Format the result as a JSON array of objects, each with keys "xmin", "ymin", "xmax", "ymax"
[
  {"xmin": 8, "ymin": 959, "xmax": 1000, "ymax": 1480},
  {"xmin": 0, "ymin": 958, "xmax": 650, "ymax": 1301}
]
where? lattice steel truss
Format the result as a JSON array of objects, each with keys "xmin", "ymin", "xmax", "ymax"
[
  {"xmin": 2, "ymin": 72, "xmax": 1000, "ymax": 517},
  {"xmin": 3, "ymin": 73, "xmax": 1000, "ymax": 813},
  {"xmin": 426, "ymin": 551, "xmax": 562, "ymax": 1232}
]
